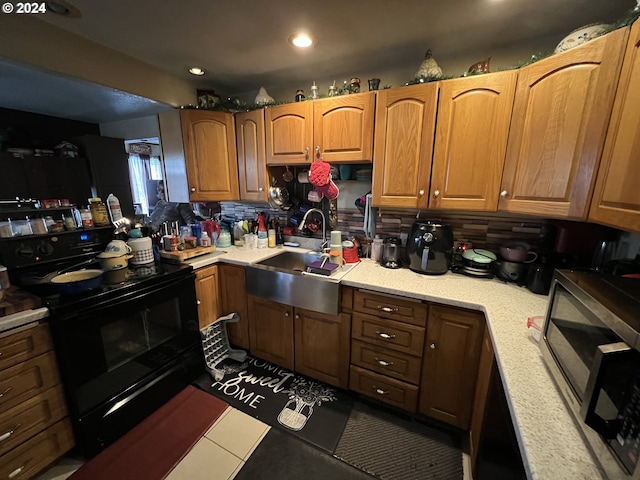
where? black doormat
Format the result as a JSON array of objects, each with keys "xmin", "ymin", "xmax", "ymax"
[
  {"xmin": 334, "ymin": 401, "xmax": 463, "ymax": 480},
  {"xmin": 193, "ymin": 355, "xmax": 353, "ymax": 454}
]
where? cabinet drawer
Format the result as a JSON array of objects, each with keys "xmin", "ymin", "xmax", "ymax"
[
  {"xmin": 351, "ymin": 340, "xmax": 422, "ymax": 384},
  {"xmin": 0, "ymin": 352, "xmax": 61, "ymax": 414},
  {"xmin": 0, "ymin": 418, "xmax": 74, "ymax": 480},
  {"xmin": 349, "ymin": 365, "xmax": 418, "ymax": 412},
  {"xmin": 353, "ymin": 290, "xmax": 427, "ymax": 326},
  {"xmin": 352, "ymin": 312, "xmax": 425, "ymax": 356},
  {"xmin": 0, "ymin": 385, "xmax": 68, "ymax": 457},
  {"xmin": 0, "ymin": 324, "xmax": 52, "ymax": 371}
]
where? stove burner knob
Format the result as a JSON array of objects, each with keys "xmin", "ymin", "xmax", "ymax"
[
  {"xmin": 15, "ymin": 245, "xmax": 34, "ymax": 259},
  {"xmin": 37, "ymin": 243, "xmax": 54, "ymax": 256}
]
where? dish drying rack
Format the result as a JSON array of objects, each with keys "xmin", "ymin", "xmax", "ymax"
[{"xmin": 200, "ymin": 312, "xmax": 247, "ymax": 381}]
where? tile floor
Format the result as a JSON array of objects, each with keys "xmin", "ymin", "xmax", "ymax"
[{"xmin": 37, "ymin": 406, "xmax": 472, "ymax": 480}]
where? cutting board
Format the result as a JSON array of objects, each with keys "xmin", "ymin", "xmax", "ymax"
[
  {"xmin": 0, "ymin": 286, "xmax": 42, "ymax": 317},
  {"xmin": 160, "ymin": 245, "xmax": 216, "ymax": 263}
]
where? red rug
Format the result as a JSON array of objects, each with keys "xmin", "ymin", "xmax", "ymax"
[{"xmin": 69, "ymin": 385, "xmax": 228, "ymax": 480}]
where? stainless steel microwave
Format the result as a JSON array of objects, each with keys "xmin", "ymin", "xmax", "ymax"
[{"xmin": 540, "ymin": 269, "xmax": 640, "ymax": 479}]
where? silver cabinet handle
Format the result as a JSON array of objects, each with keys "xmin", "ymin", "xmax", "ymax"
[
  {"xmin": 304, "ymin": 147, "xmax": 309, "ymax": 154},
  {"xmin": 190, "ymin": 187, "xmax": 196, "ymax": 192},
  {"xmin": 0, "ymin": 424, "xmax": 21, "ymax": 442},
  {"xmin": 418, "ymin": 189, "xmax": 425, "ymax": 196},
  {"xmin": 9, "ymin": 462, "xmax": 29, "ymax": 479},
  {"xmin": 430, "ymin": 343, "xmax": 436, "ymax": 349},
  {"xmin": 295, "ymin": 314, "xmax": 299, "ymax": 319},
  {"xmin": 258, "ymin": 187, "xmax": 263, "ymax": 192},
  {"xmin": 433, "ymin": 189, "xmax": 440, "ymax": 197},
  {"xmin": 0, "ymin": 387, "xmax": 12, "ymax": 399},
  {"xmin": 376, "ymin": 359, "xmax": 393, "ymax": 367},
  {"xmin": 377, "ymin": 305, "xmax": 399, "ymax": 313},
  {"xmin": 196, "ymin": 300, "xmax": 201, "ymax": 305},
  {"xmin": 285, "ymin": 312, "xmax": 289, "ymax": 317},
  {"xmin": 372, "ymin": 386, "xmax": 388, "ymax": 395},
  {"xmin": 376, "ymin": 331, "xmax": 396, "ymax": 340},
  {"xmin": 500, "ymin": 190, "xmax": 508, "ymax": 198}
]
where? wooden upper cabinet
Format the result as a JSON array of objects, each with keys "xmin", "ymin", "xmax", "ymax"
[
  {"xmin": 589, "ymin": 21, "xmax": 640, "ymax": 232},
  {"xmin": 313, "ymin": 92, "xmax": 375, "ymax": 163},
  {"xmin": 181, "ymin": 110, "xmax": 239, "ymax": 202},
  {"xmin": 265, "ymin": 93, "xmax": 375, "ymax": 165},
  {"xmin": 372, "ymin": 83, "xmax": 439, "ymax": 208},
  {"xmin": 431, "ymin": 71, "xmax": 517, "ymax": 211},
  {"xmin": 158, "ymin": 109, "xmax": 239, "ymax": 203},
  {"xmin": 265, "ymin": 102, "xmax": 313, "ymax": 164},
  {"xmin": 499, "ymin": 27, "xmax": 628, "ymax": 219},
  {"xmin": 235, "ymin": 109, "xmax": 268, "ymax": 202}
]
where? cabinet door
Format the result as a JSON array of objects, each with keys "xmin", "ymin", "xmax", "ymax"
[
  {"xmin": 181, "ymin": 110, "xmax": 239, "ymax": 202},
  {"xmin": 248, "ymin": 296, "xmax": 294, "ymax": 369},
  {"xmin": 219, "ymin": 263, "xmax": 249, "ymax": 349},
  {"xmin": 470, "ymin": 326, "xmax": 494, "ymax": 475},
  {"xmin": 265, "ymin": 102, "xmax": 313, "ymax": 164},
  {"xmin": 589, "ymin": 22, "xmax": 640, "ymax": 232},
  {"xmin": 195, "ymin": 265, "xmax": 220, "ymax": 329},
  {"xmin": 499, "ymin": 28, "xmax": 628, "ymax": 219},
  {"xmin": 419, "ymin": 305, "xmax": 484, "ymax": 429},
  {"xmin": 235, "ymin": 110, "xmax": 268, "ymax": 202},
  {"xmin": 313, "ymin": 92, "xmax": 375, "ymax": 163},
  {"xmin": 431, "ymin": 71, "xmax": 517, "ymax": 211},
  {"xmin": 294, "ymin": 309, "xmax": 350, "ymax": 389},
  {"xmin": 372, "ymin": 83, "xmax": 438, "ymax": 208}
]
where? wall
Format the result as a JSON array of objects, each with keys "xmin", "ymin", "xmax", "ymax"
[{"xmin": 100, "ymin": 116, "xmax": 160, "ymax": 141}]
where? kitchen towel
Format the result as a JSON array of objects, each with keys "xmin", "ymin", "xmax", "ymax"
[
  {"xmin": 335, "ymin": 400, "xmax": 463, "ymax": 480},
  {"xmin": 194, "ymin": 355, "xmax": 353, "ymax": 454},
  {"xmin": 68, "ymin": 385, "xmax": 228, "ymax": 480}
]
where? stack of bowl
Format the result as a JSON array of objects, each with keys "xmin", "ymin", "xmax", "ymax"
[{"xmin": 98, "ymin": 240, "xmax": 134, "ymax": 284}]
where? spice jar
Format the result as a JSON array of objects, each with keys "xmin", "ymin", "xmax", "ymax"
[
  {"xmin": 80, "ymin": 208, "xmax": 93, "ymax": 228},
  {"xmin": 89, "ymin": 197, "xmax": 110, "ymax": 226}
]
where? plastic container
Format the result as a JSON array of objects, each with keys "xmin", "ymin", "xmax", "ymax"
[
  {"xmin": 371, "ymin": 235, "xmax": 384, "ymax": 263},
  {"xmin": 268, "ymin": 229, "xmax": 276, "ymax": 248},
  {"xmin": 527, "ymin": 315, "xmax": 544, "ymax": 343},
  {"xmin": 106, "ymin": 193, "xmax": 123, "ymax": 223},
  {"xmin": 200, "ymin": 231, "xmax": 211, "ymax": 247},
  {"xmin": 80, "ymin": 208, "xmax": 94, "ymax": 228}
]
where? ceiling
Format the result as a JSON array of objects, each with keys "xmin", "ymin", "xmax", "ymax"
[{"xmin": 0, "ymin": 0, "xmax": 634, "ymax": 124}]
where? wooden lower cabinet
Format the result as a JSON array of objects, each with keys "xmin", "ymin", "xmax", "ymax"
[
  {"xmin": 219, "ymin": 263, "xmax": 250, "ymax": 349},
  {"xmin": 294, "ymin": 309, "xmax": 350, "ymax": 389},
  {"xmin": 418, "ymin": 304, "xmax": 484, "ymax": 429},
  {"xmin": 195, "ymin": 264, "xmax": 220, "ymax": 329},
  {"xmin": 248, "ymin": 295, "xmax": 295, "ymax": 370},
  {"xmin": 0, "ymin": 325, "xmax": 74, "ymax": 479}
]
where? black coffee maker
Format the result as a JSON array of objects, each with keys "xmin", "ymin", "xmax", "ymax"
[{"xmin": 406, "ymin": 221, "xmax": 453, "ymax": 275}]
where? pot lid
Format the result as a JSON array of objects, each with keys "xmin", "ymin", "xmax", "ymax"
[{"xmin": 462, "ymin": 248, "xmax": 497, "ymax": 264}]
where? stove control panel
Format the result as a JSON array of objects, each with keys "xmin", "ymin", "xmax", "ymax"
[{"xmin": 0, "ymin": 228, "xmax": 113, "ymax": 269}]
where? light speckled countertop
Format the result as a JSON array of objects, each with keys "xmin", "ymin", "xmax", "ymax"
[{"xmin": 187, "ymin": 246, "xmax": 604, "ymax": 479}]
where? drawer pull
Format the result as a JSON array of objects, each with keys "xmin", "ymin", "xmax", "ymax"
[
  {"xmin": 376, "ymin": 359, "xmax": 393, "ymax": 367},
  {"xmin": 430, "ymin": 343, "xmax": 436, "ymax": 349},
  {"xmin": 372, "ymin": 386, "xmax": 388, "ymax": 395},
  {"xmin": 377, "ymin": 305, "xmax": 399, "ymax": 313},
  {"xmin": 0, "ymin": 387, "xmax": 12, "ymax": 399},
  {"xmin": 8, "ymin": 460, "xmax": 29, "ymax": 479},
  {"xmin": 0, "ymin": 424, "xmax": 21, "ymax": 442},
  {"xmin": 376, "ymin": 331, "xmax": 396, "ymax": 340}
]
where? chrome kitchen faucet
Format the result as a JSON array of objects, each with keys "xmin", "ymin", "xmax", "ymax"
[{"xmin": 298, "ymin": 208, "xmax": 328, "ymax": 251}]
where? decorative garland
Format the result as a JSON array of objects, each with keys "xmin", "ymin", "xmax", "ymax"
[{"xmin": 183, "ymin": 7, "xmax": 640, "ymax": 111}]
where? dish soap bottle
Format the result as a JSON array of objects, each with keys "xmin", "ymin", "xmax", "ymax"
[{"xmin": 257, "ymin": 213, "xmax": 268, "ymax": 249}]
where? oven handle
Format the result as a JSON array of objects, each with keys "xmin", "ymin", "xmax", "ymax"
[
  {"xmin": 580, "ymin": 342, "xmax": 633, "ymax": 435},
  {"xmin": 102, "ymin": 366, "xmax": 176, "ymax": 419}
]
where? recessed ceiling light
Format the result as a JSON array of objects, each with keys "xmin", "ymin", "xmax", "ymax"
[
  {"xmin": 289, "ymin": 33, "xmax": 317, "ymax": 48},
  {"xmin": 188, "ymin": 67, "xmax": 205, "ymax": 76}
]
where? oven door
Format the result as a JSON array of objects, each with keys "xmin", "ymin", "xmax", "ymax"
[{"xmin": 48, "ymin": 272, "xmax": 203, "ymax": 456}]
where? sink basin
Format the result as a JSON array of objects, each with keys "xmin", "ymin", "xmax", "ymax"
[{"xmin": 246, "ymin": 250, "xmax": 349, "ymax": 315}]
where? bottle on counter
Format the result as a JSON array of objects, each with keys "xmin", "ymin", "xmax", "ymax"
[
  {"xmin": 106, "ymin": 193, "xmax": 123, "ymax": 223},
  {"xmin": 89, "ymin": 197, "xmax": 110, "ymax": 226},
  {"xmin": 268, "ymin": 228, "xmax": 276, "ymax": 248},
  {"xmin": 200, "ymin": 231, "xmax": 211, "ymax": 247},
  {"xmin": 257, "ymin": 213, "xmax": 268, "ymax": 249}
]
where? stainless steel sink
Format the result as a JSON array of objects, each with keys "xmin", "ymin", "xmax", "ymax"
[{"xmin": 246, "ymin": 250, "xmax": 341, "ymax": 315}]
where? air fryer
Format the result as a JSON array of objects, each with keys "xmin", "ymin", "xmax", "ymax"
[{"xmin": 406, "ymin": 221, "xmax": 453, "ymax": 275}]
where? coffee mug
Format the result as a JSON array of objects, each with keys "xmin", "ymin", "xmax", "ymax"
[
  {"xmin": 127, "ymin": 237, "xmax": 154, "ymax": 265},
  {"xmin": 104, "ymin": 240, "xmax": 132, "ymax": 256}
]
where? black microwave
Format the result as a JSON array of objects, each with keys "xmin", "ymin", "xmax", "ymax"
[{"xmin": 540, "ymin": 269, "xmax": 640, "ymax": 479}]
